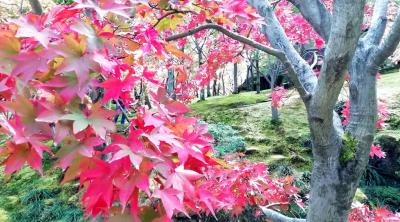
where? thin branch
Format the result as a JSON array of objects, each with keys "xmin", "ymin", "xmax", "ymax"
[
  {"xmin": 288, "ymin": 0, "xmax": 331, "ymax": 42},
  {"xmin": 235, "ymin": 26, "xmax": 253, "ymax": 57},
  {"xmin": 166, "ymin": 23, "xmax": 310, "ymax": 99},
  {"xmin": 153, "ymin": 10, "xmax": 195, "ymax": 28},
  {"xmin": 374, "ymin": 8, "xmax": 400, "ymax": 65},
  {"xmin": 363, "ymin": 0, "xmax": 390, "ymax": 45},
  {"xmin": 167, "ymin": 24, "xmax": 282, "ymax": 57},
  {"xmin": 311, "ymin": 0, "xmax": 366, "ymax": 119},
  {"xmin": 247, "ymin": 0, "xmax": 315, "ymax": 99}
]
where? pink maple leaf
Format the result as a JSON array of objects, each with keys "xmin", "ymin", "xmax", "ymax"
[
  {"xmin": 73, "ymin": 0, "xmax": 133, "ymax": 18},
  {"xmin": 13, "ymin": 13, "xmax": 55, "ymax": 47},
  {"xmin": 370, "ymin": 144, "xmax": 386, "ymax": 158},
  {"xmin": 153, "ymin": 188, "xmax": 188, "ymax": 218}
]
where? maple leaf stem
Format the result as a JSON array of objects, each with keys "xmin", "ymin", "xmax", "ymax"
[
  {"xmin": 114, "ymin": 99, "xmax": 130, "ymax": 123},
  {"xmin": 153, "ymin": 10, "xmax": 196, "ymax": 28}
]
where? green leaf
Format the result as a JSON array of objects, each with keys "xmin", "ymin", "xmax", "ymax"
[{"xmin": 61, "ymin": 113, "xmax": 89, "ymax": 134}]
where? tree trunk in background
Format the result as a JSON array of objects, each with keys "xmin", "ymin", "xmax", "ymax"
[
  {"xmin": 270, "ymin": 74, "xmax": 279, "ymax": 121},
  {"xmin": 199, "ymin": 88, "xmax": 205, "ymax": 100},
  {"xmin": 217, "ymin": 73, "xmax": 221, "ymax": 95},
  {"xmin": 232, "ymin": 63, "xmax": 238, "ymax": 94},
  {"xmin": 222, "ymin": 71, "xmax": 226, "ymax": 95},
  {"xmin": 250, "ymin": 60, "xmax": 254, "ymax": 91},
  {"xmin": 256, "ymin": 59, "xmax": 261, "ymax": 94},
  {"xmin": 166, "ymin": 69, "xmax": 175, "ymax": 99},
  {"xmin": 198, "ymin": 50, "xmax": 205, "ymax": 100},
  {"xmin": 246, "ymin": 65, "xmax": 251, "ymax": 90},
  {"xmin": 207, "ymin": 82, "xmax": 211, "ymax": 97},
  {"xmin": 29, "ymin": 0, "xmax": 43, "ymax": 15},
  {"xmin": 212, "ymin": 78, "xmax": 217, "ymax": 96}
]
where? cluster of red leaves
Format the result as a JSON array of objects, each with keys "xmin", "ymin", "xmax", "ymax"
[
  {"xmin": 349, "ymin": 203, "xmax": 400, "ymax": 222},
  {"xmin": 270, "ymin": 86, "xmax": 288, "ymax": 108},
  {"xmin": 341, "ymin": 98, "xmax": 389, "ymax": 129},
  {"xmin": 341, "ymin": 99, "xmax": 387, "ymax": 159},
  {"xmin": 275, "ymin": 0, "xmax": 324, "ymax": 48},
  {"xmin": 369, "ymin": 144, "xmax": 386, "ymax": 159},
  {"xmin": 377, "ymin": 99, "xmax": 390, "ymax": 129},
  {"xmin": 0, "ymin": 4, "xmax": 302, "ymax": 220},
  {"xmin": 196, "ymin": 153, "xmax": 302, "ymax": 217}
]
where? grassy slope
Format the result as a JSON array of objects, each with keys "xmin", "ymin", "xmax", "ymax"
[
  {"xmin": 190, "ymin": 89, "xmax": 312, "ymax": 172},
  {"xmin": 190, "ymin": 72, "xmax": 400, "ymax": 171},
  {"xmin": 0, "ymin": 153, "xmax": 83, "ymax": 222}
]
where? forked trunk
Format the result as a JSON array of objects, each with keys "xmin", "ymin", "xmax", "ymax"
[{"xmin": 307, "ymin": 48, "xmax": 377, "ymax": 222}]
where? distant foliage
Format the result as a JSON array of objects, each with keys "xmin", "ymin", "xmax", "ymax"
[
  {"xmin": 207, "ymin": 123, "xmax": 245, "ymax": 156},
  {"xmin": 53, "ymin": 0, "xmax": 74, "ymax": 5}
]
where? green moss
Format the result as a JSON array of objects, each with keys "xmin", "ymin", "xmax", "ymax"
[
  {"xmin": 189, "ymin": 90, "xmax": 269, "ymax": 114},
  {"xmin": 0, "ymin": 165, "xmax": 83, "ymax": 222},
  {"xmin": 353, "ymin": 188, "xmax": 368, "ymax": 203},
  {"xmin": 340, "ymin": 133, "xmax": 358, "ymax": 164}
]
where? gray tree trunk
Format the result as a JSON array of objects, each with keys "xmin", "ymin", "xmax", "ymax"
[
  {"xmin": 250, "ymin": 60, "xmax": 254, "ymax": 91},
  {"xmin": 29, "ymin": 0, "xmax": 43, "ymax": 15},
  {"xmin": 212, "ymin": 78, "xmax": 217, "ymax": 96},
  {"xmin": 270, "ymin": 74, "xmax": 279, "ymax": 122},
  {"xmin": 199, "ymin": 88, "xmax": 205, "ymax": 100},
  {"xmin": 246, "ymin": 65, "xmax": 251, "ymax": 90},
  {"xmin": 222, "ymin": 71, "xmax": 226, "ymax": 95},
  {"xmin": 198, "ymin": 49, "xmax": 206, "ymax": 100},
  {"xmin": 207, "ymin": 82, "xmax": 211, "ymax": 97},
  {"xmin": 166, "ymin": 69, "xmax": 175, "ymax": 99},
  {"xmin": 233, "ymin": 63, "xmax": 238, "ymax": 94},
  {"xmin": 256, "ymin": 59, "xmax": 261, "ymax": 94}
]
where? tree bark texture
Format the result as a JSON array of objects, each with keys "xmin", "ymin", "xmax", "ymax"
[
  {"xmin": 29, "ymin": 0, "xmax": 43, "ymax": 15},
  {"xmin": 233, "ymin": 63, "xmax": 238, "ymax": 94}
]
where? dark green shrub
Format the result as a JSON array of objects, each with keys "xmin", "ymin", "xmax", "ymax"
[
  {"xmin": 386, "ymin": 114, "xmax": 400, "ymax": 129},
  {"xmin": 360, "ymin": 165, "xmax": 388, "ymax": 186},
  {"xmin": 207, "ymin": 123, "xmax": 246, "ymax": 156},
  {"xmin": 362, "ymin": 186, "xmax": 400, "ymax": 212},
  {"xmin": 270, "ymin": 163, "xmax": 294, "ymax": 176},
  {"xmin": 53, "ymin": 0, "xmax": 74, "ymax": 4},
  {"xmin": 335, "ymin": 100, "xmax": 345, "ymax": 116}
]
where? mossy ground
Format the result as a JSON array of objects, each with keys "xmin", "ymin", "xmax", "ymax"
[
  {"xmin": 190, "ymin": 89, "xmax": 312, "ymax": 173},
  {"xmin": 0, "ymin": 153, "xmax": 83, "ymax": 222}
]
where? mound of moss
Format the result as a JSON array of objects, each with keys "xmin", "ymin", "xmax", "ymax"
[
  {"xmin": 207, "ymin": 123, "xmax": 246, "ymax": 156},
  {"xmin": 0, "ymin": 155, "xmax": 83, "ymax": 222}
]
